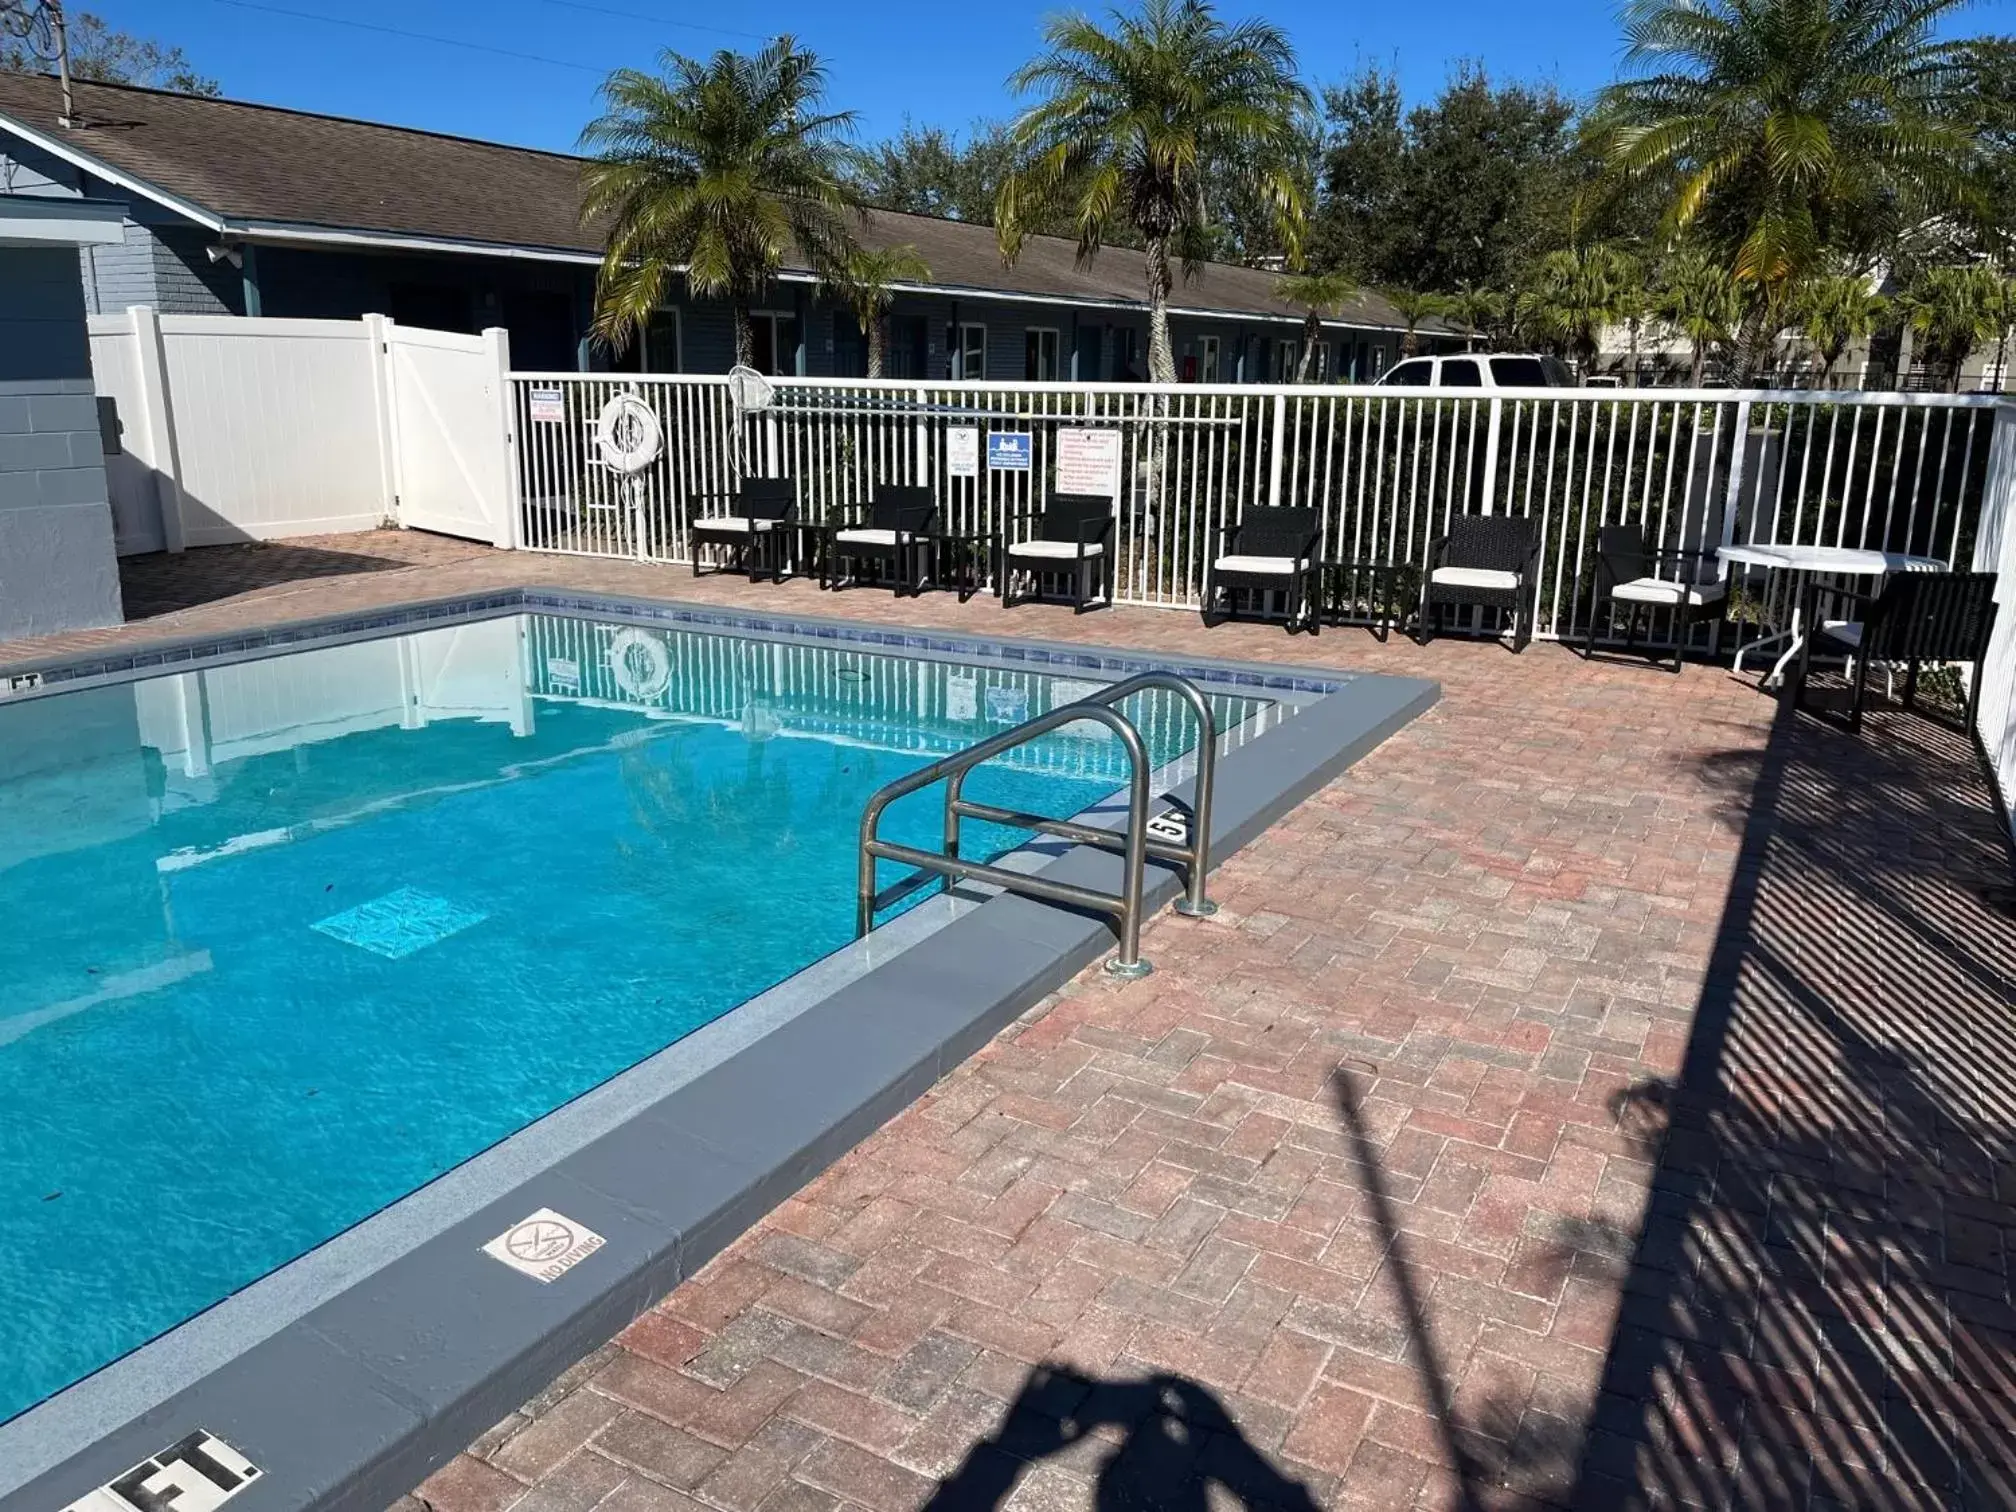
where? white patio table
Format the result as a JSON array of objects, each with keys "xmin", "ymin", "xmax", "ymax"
[{"xmin": 1716, "ymin": 543, "xmax": 1947, "ymax": 686}]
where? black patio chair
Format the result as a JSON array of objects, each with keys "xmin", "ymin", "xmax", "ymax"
[
  {"xmin": 1421, "ymin": 514, "xmax": 1541, "ymax": 651},
  {"xmin": 1805, "ymin": 570, "xmax": 1998, "ymax": 732},
  {"xmin": 689, "ymin": 476, "xmax": 797, "ymax": 582},
  {"xmin": 1585, "ymin": 523, "xmax": 1728, "ymax": 672},
  {"xmin": 1202, "ymin": 507, "xmax": 1322, "ymax": 634},
  {"xmin": 824, "ymin": 485, "xmax": 938, "ymax": 596},
  {"xmin": 1000, "ymin": 493, "xmax": 1114, "ymax": 612}
]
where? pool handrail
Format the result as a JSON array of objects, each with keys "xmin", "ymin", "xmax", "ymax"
[{"xmin": 854, "ymin": 672, "xmax": 1219, "ymax": 977}]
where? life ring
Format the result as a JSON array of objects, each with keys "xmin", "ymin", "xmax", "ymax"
[
  {"xmin": 596, "ymin": 394, "xmax": 663, "ymax": 475},
  {"xmin": 607, "ymin": 627, "xmax": 672, "ymax": 701}
]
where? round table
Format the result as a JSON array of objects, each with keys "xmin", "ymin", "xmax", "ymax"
[{"xmin": 1716, "ymin": 543, "xmax": 1947, "ymax": 686}]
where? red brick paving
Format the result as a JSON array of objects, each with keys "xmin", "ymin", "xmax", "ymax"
[{"xmin": 8, "ymin": 533, "xmax": 2012, "ymax": 1509}]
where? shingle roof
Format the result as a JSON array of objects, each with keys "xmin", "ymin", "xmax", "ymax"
[{"xmin": 0, "ymin": 73, "xmax": 1442, "ymax": 333}]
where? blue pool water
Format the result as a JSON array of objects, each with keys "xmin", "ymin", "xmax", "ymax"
[{"xmin": 0, "ymin": 613, "xmax": 1265, "ymax": 1422}]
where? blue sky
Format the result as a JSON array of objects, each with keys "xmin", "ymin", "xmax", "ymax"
[{"xmin": 109, "ymin": 0, "xmax": 2015, "ymax": 153}]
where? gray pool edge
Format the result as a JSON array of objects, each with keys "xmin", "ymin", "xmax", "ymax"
[{"xmin": 0, "ymin": 592, "xmax": 1437, "ymax": 1512}]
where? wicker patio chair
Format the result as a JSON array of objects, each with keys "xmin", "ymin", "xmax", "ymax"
[
  {"xmin": 690, "ymin": 476, "xmax": 797, "ymax": 582},
  {"xmin": 1807, "ymin": 571, "xmax": 1998, "ymax": 732},
  {"xmin": 1000, "ymin": 493, "xmax": 1114, "ymax": 613},
  {"xmin": 1585, "ymin": 523, "xmax": 1728, "ymax": 672},
  {"xmin": 1422, "ymin": 514, "xmax": 1541, "ymax": 651},
  {"xmin": 825, "ymin": 485, "xmax": 939, "ymax": 596},
  {"xmin": 1201, "ymin": 507, "xmax": 1322, "ymax": 634}
]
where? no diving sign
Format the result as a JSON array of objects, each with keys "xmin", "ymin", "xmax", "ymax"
[{"xmin": 483, "ymin": 1208, "xmax": 606, "ymax": 1283}]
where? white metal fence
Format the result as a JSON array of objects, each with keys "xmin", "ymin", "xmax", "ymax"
[
  {"xmin": 508, "ymin": 372, "xmax": 2015, "ymax": 831},
  {"xmin": 509, "ymin": 373, "xmax": 1999, "ymax": 642}
]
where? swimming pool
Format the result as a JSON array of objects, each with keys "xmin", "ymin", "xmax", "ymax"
[{"xmin": 0, "ymin": 611, "xmax": 1269, "ymax": 1423}]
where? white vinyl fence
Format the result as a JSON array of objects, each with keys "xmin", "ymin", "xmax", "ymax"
[{"xmin": 91, "ymin": 309, "xmax": 515, "ymax": 554}]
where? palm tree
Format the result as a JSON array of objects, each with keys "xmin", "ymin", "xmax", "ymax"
[
  {"xmin": 580, "ymin": 38, "xmax": 860, "ymax": 367},
  {"xmin": 1275, "ymin": 268, "xmax": 1358, "ymax": 382},
  {"xmin": 1521, "ymin": 243, "xmax": 1638, "ymax": 378},
  {"xmin": 996, "ymin": 0, "xmax": 1313, "ymax": 383},
  {"xmin": 1384, "ymin": 288, "xmax": 1454, "ymax": 359},
  {"xmin": 1448, "ymin": 284, "xmax": 1509, "ymax": 352},
  {"xmin": 1655, "ymin": 247, "xmax": 1741, "ymax": 386},
  {"xmin": 825, "ymin": 244, "xmax": 931, "ymax": 378},
  {"xmin": 1594, "ymin": 0, "xmax": 1977, "ymax": 378},
  {"xmin": 1795, "ymin": 272, "xmax": 1886, "ymax": 388},
  {"xmin": 1896, "ymin": 263, "xmax": 2003, "ymax": 391}
]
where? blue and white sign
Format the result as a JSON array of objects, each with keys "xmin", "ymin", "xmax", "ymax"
[{"xmin": 987, "ymin": 432, "xmax": 1033, "ymax": 472}]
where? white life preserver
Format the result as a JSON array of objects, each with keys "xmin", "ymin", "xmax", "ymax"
[
  {"xmin": 607, "ymin": 627, "xmax": 672, "ymax": 701},
  {"xmin": 596, "ymin": 394, "xmax": 663, "ymax": 475}
]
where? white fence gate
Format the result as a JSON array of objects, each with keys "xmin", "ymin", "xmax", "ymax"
[
  {"xmin": 90, "ymin": 309, "xmax": 515, "ymax": 554},
  {"xmin": 379, "ymin": 321, "xmax": 515, "ymax": 546}
]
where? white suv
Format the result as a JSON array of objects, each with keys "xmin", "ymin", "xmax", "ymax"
[{"xmin": 1377, "ymin": 353, "xmax": 1575, "ymax": 389}]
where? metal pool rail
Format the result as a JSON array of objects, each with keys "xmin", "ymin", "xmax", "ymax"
[{"xmin": 855, "ymin": 672, "xmax": 1220, "ymax": 977}]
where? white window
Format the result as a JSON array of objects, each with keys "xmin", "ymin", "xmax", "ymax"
[
  {"xmin": 1024, "ymin": 328, "xmax": 1060, "ymax": 381},
  {"xmin": 748, "ymin": 311, "xmax": 798, "ymax": 376},
  {"xmin": 953, "ymin": 322, "xmax": 987, "ymax": 380},
  {"xmin": 1272, "ymin": 339, "xmax": 1301, "ymax": 382}
]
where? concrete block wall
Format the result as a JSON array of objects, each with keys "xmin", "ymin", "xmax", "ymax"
[{"xmin": 0, "ymin": 247, "xmax": 123, "ymax": 641}]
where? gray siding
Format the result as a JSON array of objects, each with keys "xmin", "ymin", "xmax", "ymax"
[
  {"xmin": 152, "ymin": 225, "xmax": 239, "ymax": 314},
  {"xmin": 79, "ymin": 223, "xmax": 162, "ymax": 314}
]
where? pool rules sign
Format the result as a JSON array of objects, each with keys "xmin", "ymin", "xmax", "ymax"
[{"xmin": 1056, "ymin": 428, "xmax": 1122, "ymax": 499}]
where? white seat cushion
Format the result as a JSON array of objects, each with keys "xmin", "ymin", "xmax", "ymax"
[
  {"xmin": 1009, "ymin": 539, "xmax": 1104, "ymax": 559},
  {"xmin": 1214, "ymin": 555, "xmax": 1308, "ymax": 575},
  {"xmin": 695, "ymin": 516, "xmax": 777, "ymax": 533},
  {"xmin": 1611, "ymin": 576, "xmax": 1726, "ymax": 607},
  {"xmin": 1821, "ymin": 618, "xmax": 1864, "ymax": 649},
  {"xmin": 1430, "ymin": 566, "xmax": 1520, "ymax": 591},
  {"xmin": 834, "ymin": 528, "xmax": 915, "ymax": 547}
]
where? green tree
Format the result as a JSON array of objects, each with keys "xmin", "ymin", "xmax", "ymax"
[
  {"xmin": 1794, "ymin": 272, "xmax": 1885, "ymax": 388},
  {"xmin": 1307, "ymin": 66, "xmax": 1407, "ymax": 280},
  {"xmin": 996, "ymin": 0, "xmax": 1313, "ymax": 383},
  {"xmin": 1384, "ymin": 288, "xmax": 1454, "ymax": 359},
  {"xmin": 579, "ymin": 38, "xmax": 860, "ymax": 367},
  {"xmin": 1594, "ymin": 0, "xmax": 1978, "ymax": 378},
  {"xmin": 1275, "ymin": 269, "xmax": 1359, "ymax": 380},
  {"xmin": 1310, "ymin": 64, "xmax": 1586, "ymax": 293},
  {"xmin": 1520, "ymin": 241, "xmax": 1638, "ymax": 376},
  {"xmin": 824, "ymin": 244, "xmax": 931, "ymax": 377},
  {"xmin": 1447, "ymin": 283, "xmax": 1510, "ymax": 351},
  {"xmin": 1897, "ymin": 263, "xmax": 2002, "ymax": 391},
  {"xmin": 1, "ymin": 10, "xmax": 218, "ymax": 94},
  {"xmin": 1654, "ymin": 247, "xmax": 1740, "ymax": 386}
]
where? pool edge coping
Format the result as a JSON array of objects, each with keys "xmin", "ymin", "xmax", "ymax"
[{"xmin": 0, "ymin": 589, "xmax": 1438, "ymax": 1512}]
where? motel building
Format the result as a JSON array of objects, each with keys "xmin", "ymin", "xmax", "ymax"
[{"xmin": 0, "ymin": 72, "xmax": 1463, "ymax": 386}]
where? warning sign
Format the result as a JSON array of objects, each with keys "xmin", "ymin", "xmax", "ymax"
[
  {"xmin": 947, "ymin": 426, "xmax": 979, "ymax": 479},
  {"xmin": 64, "ymin": 1433, "xmax": 262, "ymax": 1512},
  {"xmin": 1056, "ymin": 428, "xmax": 1122, "ymax": 498},
  {"xmin": 483, "ymin": 1208, "xmax": 607, "ymax": 1283}
]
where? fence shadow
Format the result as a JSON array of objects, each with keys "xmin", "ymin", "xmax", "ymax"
[
  {"xmin": 1565, "ymin": 693, "xmax": 2016, "ymax": 1507},
  {"xmin": 117, "ymin": 540, "xmax": 427, "ymax": 618},
  {"xmin": 924, "ymin": 1365, "xmax": 1323, "ymax": 1511}
]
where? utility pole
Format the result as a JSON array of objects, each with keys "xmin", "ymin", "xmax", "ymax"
[{"xmin": 0, "ymin": 0, "xmax": 76, "ymax": 125}]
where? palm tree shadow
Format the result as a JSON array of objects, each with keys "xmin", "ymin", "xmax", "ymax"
[{"xmin": 923, "ymin": 1366, "xmax": 1322, "ymax": 1511}]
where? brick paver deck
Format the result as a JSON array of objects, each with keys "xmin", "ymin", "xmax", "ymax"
[{"xmin": 9, "ymin": 535, "xmax": 2013, "ymax": 1510}]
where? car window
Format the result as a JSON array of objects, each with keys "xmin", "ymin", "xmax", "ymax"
[
  {"xmin": 1383, "ymin": 360, "xmax": 1432, "ymax": 386},
  {"xmin": 1543, "ymin": 357, "xmax": 1575, "ymax": 386},
  {"xmin": 1489, "ymin": 357, "xmax": 1548, "ymax": 387},
  {"xmin": 1441, "ymin": 359, "xmax": 1482, "ymax": 387}
]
